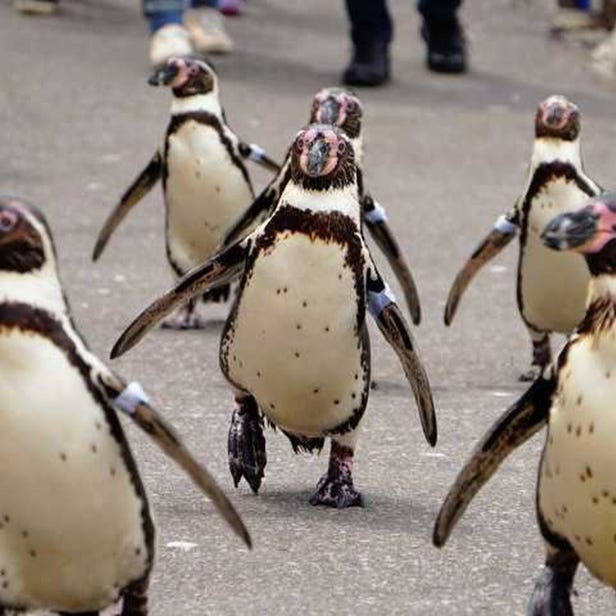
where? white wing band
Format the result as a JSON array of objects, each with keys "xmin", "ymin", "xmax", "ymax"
[
  {"xmin": 494, "ymin": 214, "xmax": 517, "ymax": 234},
  {"xmin": 249, "ymin": 144, "xmax": 266, "ymax": 162},
  {"xmin": 364, "ymin": 201, "xmax": 388, "ymax": 224},
  {"xmin": 114, "ymin": 382, "xmax": 150, "ymax": 415},
  {"xmin": 368, "ymin": 283, "xmax": 396, "ymax": 318}
]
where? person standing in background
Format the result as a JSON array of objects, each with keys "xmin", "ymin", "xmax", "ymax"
[
  {"xmin": 13, "ymin": 0, "xmax": 240, "ymax": 66},
  {"xmin": 343, "ymin": 0, "xmax": 467, "ymax": 87}
]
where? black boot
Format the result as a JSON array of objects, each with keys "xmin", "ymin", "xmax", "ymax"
[
  {"xmin": 342, "ymin": 39, "xmax": 390, "ymax": 87},
  {"xmin": 421, "ymin": 17, "xmax": 467, "ymax": 74}
]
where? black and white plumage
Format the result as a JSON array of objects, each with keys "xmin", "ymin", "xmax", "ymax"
[
  {"xmin": 92, "ymin": 56, "xmax": 278, "ymax": 329},
  {"xmin": 111, "ymin": 125, "xmax": 436, "ymax": 509},
  {"xmin": 0, "ymin": 196, "xmax": 249, "ymax": 615},
  {"xmin": 434, "ymin": 192, "xmax": 616, "ymax": 614},
  {"xmin": 444, "ymin": 95, "xmax": 601, "ymax": 380},
  {"xmin": 222, "ymin": 87, "xmax": 422, "ymax": 324}
]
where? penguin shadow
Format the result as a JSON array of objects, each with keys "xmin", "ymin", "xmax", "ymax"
[{"xmin": 247, "ymin": 488, "xmax": 436, "ymax": 537}]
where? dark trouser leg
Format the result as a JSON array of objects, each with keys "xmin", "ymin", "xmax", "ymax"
[
  {"xmin": 527, "ymin": 545, "xmax": 579, "ymax": 616},
  {"xmin": 418, "ymin": 0, "xmax": 467, "ymax": 73},
  {"xmin": 342, "ymin": 0, "xmax": 392, "ymax": 86},
  {"xmin": 228, "ymin": 392, "xmax": 266, "ymax": 494},
  {"xmin": 310, "ymin": 432, "xmax": 363, "ymax": 508}
]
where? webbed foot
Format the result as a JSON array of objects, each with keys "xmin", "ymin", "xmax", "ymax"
[
  {"xmin": 527, "ymin": 566, "xmax": 575, "ymax": 615},
  {"xmin": 228, "ymin": 395, "xmax": 266, "ymax": 494},
  {"xmin": 309, "ymin": 440, "xmax": 363, "ymax": 508}
]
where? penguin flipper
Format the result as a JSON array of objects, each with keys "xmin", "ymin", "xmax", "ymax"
[
  {"xmin": 237, "ymin": 140, "xmax": 282, "ymax": 174},
  {"xmin": 102, "ymin": 377, "xmax": 251, "ymax": 548},
  {"xmin": 221, "ymin": 164, "xmax": 289, "ymax": 248},
  {"xmin": 444, "ymin": 218, "xmax": 518, "ymax": 325},
  {"xmin": 362, "ymin": 194, "xmax": 421, "ymax": 325},
  {"xmin": 367, "ymin": 270, "xmax": 436, "ymax": 447},
  {"xmin": 92, "ymin": 151, "xmax": 163, "ymax": 261},
  {"xmin": 111, "ymin": 240, "xmax": 249, "ymax": 358},
  {"xmin": 433, "ymin": 369, "xmax": 555, "ymax": 548}
]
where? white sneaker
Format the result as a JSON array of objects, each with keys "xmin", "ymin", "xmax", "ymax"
[
  {"xmin": 592, "ymin": 30, "xmax": 616, "ymax": 78},
  {"xmin": 14, "ymin": 0, "xmax": 58, "ymax": 15},
  {"xmin": 185, "ymin": 8, "xmax": 234, "ymax": 55},
  {"xmin": 149, "ymin": 24, "xmax": 194, "ymax": 68}
]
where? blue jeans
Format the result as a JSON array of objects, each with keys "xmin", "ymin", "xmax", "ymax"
[
  {"xmin": 143, "ymin": 0, "xmax": 217, "ymax": 19},
  {"xmin": 345, "ymin": 0, "xmax": 462, "ymax": 46}
]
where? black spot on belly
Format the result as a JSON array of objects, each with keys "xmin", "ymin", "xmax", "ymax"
[
  {"xmin": 586, "ymin": 465, "xmax": 593, "ymax": 479},
  {"xmin": 29, "ymin": 549, "xmax": 36, "ymax": 558},
  {"xmin": 3, "ymin": 515, "xmax": 9, "ymax": 524},
  {"xmin": 59, "ymin": 452, "xmax": 67, "ymax": 461},
  {"xmin": 607, "ymin": 371, "xmax": 611, "ymax": 379},
  {"xmin": 95, "ymin": 421, "xmax": 102, "ymax": 431},
  {"xmin": 294, "ymin": 352, "xmax": 300, "ymax": 358},
  {"xmin": 585, "ymin": 537, "xmax": 593, "ymax": 546},
  {"xmin": 135, "ymin": 547, "xmax": 142, "ymax": 556},
  {"xmin": 21, "ymin": 531, "xmax": 28, "ymax": 538},
  {"xmin": 333, "ymin": 399, "xmax": 340, "ymax": 405},
  {"xmin": 580, "ymin": 474, "xmax": 586, "ymax": 483},
  {"xmin": 313, "ymin": 388, "xmax": 319, "ymax": 394},
  {"xmin": 592, "ymin": 496, "xmax": 599, "ymax": 504},
  {"xmin": 296, "ymin": 324, "xmax": 302, "ymax": 330},
  {"xmin": 577, "ymin": 395, "xmax": 583, "ymax": 405},
  {"xmin": 91, "ymin": 444, "xmax": 98, "ymax": 453},
  {"xmin": 2, "ymin": 581, "xmax": 7, "ymax": 589},
  {"xmin": 575, "ymin": 425, "xmax": 581, "ymax": 437},
  {"xmin": 110, "ymin": 466, "xmax": 116, "ymax": 477},
  {"xmin": 302, "ymin": 301, "xmax": 308, "ymax": 308},
  {"xmin": 589, "ymin": 423, "xmax": 594, "ymax": 434},
  {"xmin": 567, "ymin": 423, "xmax": 572, "ymax": 434}
]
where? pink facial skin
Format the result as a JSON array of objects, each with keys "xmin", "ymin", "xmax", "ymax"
[
  {"xmin": 537, "ymin": 96, "xmax": 579, "ymax": 132},
  {"xmin": 298, "ymin": 127, "xmax": 343, "ymax": 177},
  {"xmin": 316, "ymin": 95, "xmax": 348, "ymax": 127},
  {"xmin": 583, "ymin": 202, "xmax": 616, "ymax": 254},
  {"xmin": 167, "ymin": 57, "xmax": 193, "ymax": 88}
]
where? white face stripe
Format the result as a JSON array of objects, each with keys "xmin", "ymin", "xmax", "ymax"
[
  {"xmin": 170, "ymin": 90, "xmax": 222, "ymax": 117},
  {"xmin": 530, "ymin": 137, "xmax": 582, "ymax": 169}
]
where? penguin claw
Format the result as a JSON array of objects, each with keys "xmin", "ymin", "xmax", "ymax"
[
  {"xmin": 227, "ymin": 398, "xmax": 266, "ymax": 494},
  {"xmin": 309, "ymin": 473, "xmax": 363, "ymax": 508}
]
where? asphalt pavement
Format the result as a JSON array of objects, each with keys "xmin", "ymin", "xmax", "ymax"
[{"xmin": 3, "ymin": 0, "xmax": 616, "ymax": 613}]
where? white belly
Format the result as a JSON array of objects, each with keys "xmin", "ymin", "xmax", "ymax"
[
  {"xmin": 0, "ymin": 330, "xmax": 148, "ymax": 611},
  {"xmin": 540, "ymin": 336, "xmax": 616, "ymax": 586},
  {"xmin": 224, "ymin": 234, "xmax": 368, "ymax": 436},
  {"xmin": 165, "ymin": 121, "xmax": 253, "ymax": 274},
  {"xmin": 519, "ymin": 177, "xmax": 591, "ymax": 333}
]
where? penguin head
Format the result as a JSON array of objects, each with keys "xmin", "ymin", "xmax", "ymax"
[
  {"xmin": 290, "ymin": 124, "xmax": 356, "ymax": 191},
  {"xmin": 148, "ymin": 56, "xmax": 218, "ymax": 98},
  {"xmin": 309, "ymin": 88, "xmax": 363, "ymax": 140},
  {"xmin": 0, "ymin": 196, "xmax": 66, "ymax": 312},
  {"xmin": 0, "ymin": 197, "xmax": 54, "ymax": 275},
  {"xmin": 542, "ymin": 193, "xmax": 616, "ymax": 273},
  {"xmin": 535, "ymin": 95, "xmax": 580, "ymax": 141}
]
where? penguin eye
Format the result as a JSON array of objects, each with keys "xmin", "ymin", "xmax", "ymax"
[
  {"xmin": 296, "ymin": 138, "xmax": 304, "ymax": 151},
  {"xmin": 346, "ymin": 100, "xmax": 356, "ymax": 112},
  {"xmin": 0, "ymin": 210, "xmax": 18, "ymax": 233},
  {"xmin": 337, "ymin": 141, "xmax": 347, "ymax": 155}
]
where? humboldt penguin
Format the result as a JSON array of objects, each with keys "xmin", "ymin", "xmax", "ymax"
[
  {"xmin": 222, "ymin": 87, "xmax": 422, "ymax": 324},
  {"xmin": 434, "ymin": 193, "xmax": 616, "ymax": 614},
  {"xmin": 92, "ymin": 55, "xmax": 279, "ymax": 329},
  {"xmin": 111, "ymin": 125, "xmax": 436, "ymax": 508},
  {"xmin": 0, "ymin": 196, "xmax": 249, "ymax": 614},
  {"xmin": 444, "ymin": 95, "xmax": 601, "ymax": 380}
]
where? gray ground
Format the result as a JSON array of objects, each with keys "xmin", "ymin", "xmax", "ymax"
[{"xmin": 3, "ymin": 0, "xmax": 616, "ymax": 613}]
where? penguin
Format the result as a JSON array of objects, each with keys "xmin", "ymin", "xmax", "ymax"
[
  {"xmin": 433, "ymin": 192, "xmax": 616, "ymax": 614},
  {"xmin": 443, "ymin": 95, "xmax": 602, "ymax": 380},
  {"xmin": 222, "ymin": 87, "xmax": 422, "ymax": 324},
  {"xmin": 111, "ymin": 125, "xmax": 436, "ymax": 508},
  {"xmin": 92, "ymin": 55, "xmax": 279, "ymax": 329},
  {"xmin": 0, "ymin": 196, "xmax": 250, "ymax": 615}
]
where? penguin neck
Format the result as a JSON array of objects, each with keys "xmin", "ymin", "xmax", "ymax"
[
  {"xmin": 578, "ymin": 275, "xmax": 616, "ymax": 338},
  {"xmin": 170, "ymin": 92, "xmax": 222, "ymax": 118},
  {"xmin": 350, "ymin": 135, "xmax": 364, "ymax": 166},
  {"xmin": 530, "ymin": 137, "xmax": 582, "ymax": 170},
  {"xmin": 0, "ymin": 261, "xmax": 67, "ymax": 317},
  {"xmin": 278, "ymin": 181, "xmax": 362, "ymax": 224}
]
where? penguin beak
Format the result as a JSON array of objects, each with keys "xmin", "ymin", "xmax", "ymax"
[
  {"xmin": 318, "ymin": 99, "xmax": 341, "ymax": 125},
  {"xmin": 305, "ymin": 139, "xmax": 330, "ymax": 177},
  {"xmin": 148, "ymin": 62, "xmax": 180, "ymax": 86},
  {"xmin": 542, "ymin": 206, "xmax": 600, "ymax": 252}
]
